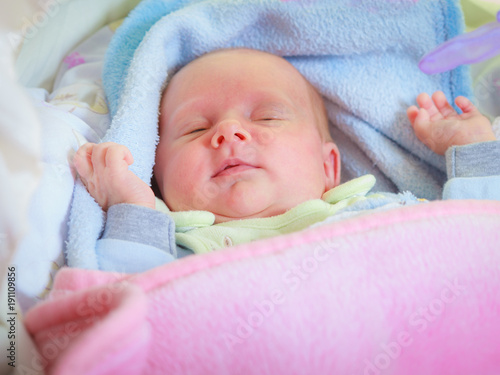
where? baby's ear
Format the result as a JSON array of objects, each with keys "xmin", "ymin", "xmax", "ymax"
[{"xmin": 322, "ymin": 141, "xmax": 341, "ymax": 190}]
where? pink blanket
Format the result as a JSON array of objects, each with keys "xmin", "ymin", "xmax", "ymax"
[{"xmin": 25, "ymin": 200, "xmax": 500, "ymax": 374}]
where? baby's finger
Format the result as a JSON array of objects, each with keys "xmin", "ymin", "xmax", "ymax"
[
  {"xmin": 90, "ymin": 142, "xmax": 111, "ymax": 170},
  {"xmin": 75, "ymin": 142, "xmax": 94, "ymax": 161},
  {"xmin": 432, "ymin": 91, "xmax": 457, "ymax": 118},
  {"xmin": 455, "ymin": 96, "xmax": 479, "ymax": 115},
  {"xmin": 415, "ymin": 107, "xmax": 431, "ymax": 126},
  {"xmin": 73, "ymin": 143, "xmax": 95, "ymax": 180},
  {"xmin": 412, "ymin": 108, "xmax": 432, "ymax": 144},
  {"xmin": 416, "ymin": 92, "xmax": 442, "ymax": 121},
  {"xmin": 104, "ymin": 144, "xmax": 134, "ymax": 171},
  {"xmin": 406, "ymin": 106, "xmax": 419, "ymax": 126}
]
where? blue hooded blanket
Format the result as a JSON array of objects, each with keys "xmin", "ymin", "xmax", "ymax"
[{"xmin": 67, "ymin": 0, "xmax": 471, "ymax": 269}]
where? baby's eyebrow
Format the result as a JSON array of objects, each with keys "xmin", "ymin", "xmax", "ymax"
[
  {"xmin": 253, "ymin": 102, "xmax": 294, "ymax": 113},
  {"xmin": 250, "ymin": 91, "xmax": 297, "ymax": 110},
  {"xmin": 165, "ymin": 98, "xmax": 207, "ymax": 132}
]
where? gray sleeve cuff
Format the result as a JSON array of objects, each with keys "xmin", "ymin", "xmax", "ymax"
[
  {"xmin": 102, "ymin": 204, "xmax": 177, "ymax": 257},
  {"xmin": 445, "ymin": 141, "xmax": 500, "ymax": 179}
]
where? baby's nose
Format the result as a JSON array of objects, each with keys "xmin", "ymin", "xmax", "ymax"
[{"xmin": 211, "ymin": 119, "xmax": 251, "ymax": 148}]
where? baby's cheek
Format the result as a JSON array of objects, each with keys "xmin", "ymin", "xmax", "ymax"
[{"xmin": 165, "ymin": 166, "xmax": 205, "ymax": 211}]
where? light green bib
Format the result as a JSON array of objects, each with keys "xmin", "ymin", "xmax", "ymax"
[{"xmin": 156, "ymin": 174, "xmax": 379, "ymax": 254}]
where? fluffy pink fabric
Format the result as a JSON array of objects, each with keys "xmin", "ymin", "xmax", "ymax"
[{"xmin": 25, "ymin": 200, "xmax": 500, "ymax": 374}]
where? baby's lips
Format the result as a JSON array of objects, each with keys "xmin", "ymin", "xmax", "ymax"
[
  {"xmin": 212, "ymin": 164, "xmax": 258, "ymax": 178},
  {"xmin": 212, "ymin": 158, "xmax": 258, "ymax": 178}
]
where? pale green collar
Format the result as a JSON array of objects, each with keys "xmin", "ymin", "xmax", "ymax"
[{"xmin": 155, "ymin": 174, "xmax": 376, "ymax": 231}]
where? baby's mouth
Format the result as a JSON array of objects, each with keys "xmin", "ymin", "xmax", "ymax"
[{"xmin": 212, "ymin": 159, "xmax": 258, "ymax": 178}]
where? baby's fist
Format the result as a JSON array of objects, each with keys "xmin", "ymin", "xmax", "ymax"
[
  {"xmin": 407, "ymin": 91, "xmax": 495, "ymax": 155},
  {"xmin": 73, "ymin": 142, "xmax": 155, "ymax": 211}
]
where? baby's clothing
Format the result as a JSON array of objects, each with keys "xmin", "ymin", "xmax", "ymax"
[
  {"xmin": 96, "ymin": 141, "xmax": 500, "ymax": 273},
  {"xmin": 157, "ymin": 174, "xmax": 382, "ymax": 254}
]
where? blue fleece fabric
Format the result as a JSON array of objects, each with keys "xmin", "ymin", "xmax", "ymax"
[{"xmin": 67, "ymin": 0, "xmax": 472, "ymax": 269}]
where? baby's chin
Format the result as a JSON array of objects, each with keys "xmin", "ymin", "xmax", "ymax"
[
  {"xmin": 212, "ymin": 204, "xmax": 290, "ymax": 224},
  {"xmin": 166, "ymin": 189, "xmax": 304, "ymax": 223},
  {"xmin": 165, "ymin": 198, "xmax": 281, "ymax": 222}
]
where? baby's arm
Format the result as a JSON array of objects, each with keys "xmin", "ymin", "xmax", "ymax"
[
  {"xmin": 96, "ymin": 203, "xmax": 178, "ymax": 272},
  {"xmin": 407, "ymin": 92, "xmax": 500, "ymax": 201},
  {"xmin": 74, "ymin": 142, "xmax": 180, "ymax": 272},
  {"xmin": 406, "ymin": 91, "xmax": 496, "ymax": 155},
  {"xmin": 73, "ymin": 142, "xmax": 156, "ymax": 211}
]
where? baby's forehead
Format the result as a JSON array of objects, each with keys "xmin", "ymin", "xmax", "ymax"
[
  {"xmin": 187, "ymin": 48, "xmax": 286, "ymax": 66},
  {"xmin": 172, "ymin": 48, "xmax": 301, "ymax": 82},
  {"xmin": 161, "ymin": 48, "xmax": 324, "ymax": 120}
]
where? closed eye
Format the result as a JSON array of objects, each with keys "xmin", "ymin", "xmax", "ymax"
[
  {"xmin": 182, "ymin": 120, "xmax": 210, "ymax": 136},
  {"xmin": 253, "ymin": 114, "xmax": 285, "ymax": 123},
  {"xmin": 188, "ymin": 128, "xmax": 207, "ymax": 134},
  {"xmin": 259, "ymin": 117, "xmax": 281, "ymax": 121}
]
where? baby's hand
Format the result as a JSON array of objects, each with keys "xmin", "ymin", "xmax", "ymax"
[
  {"xmin": 407, "ymin": 91, "xmax": 496, "ymax": 155},
  {"xmin": 74, "ymin": 142, "xmax": 155, "ymax": 211}
]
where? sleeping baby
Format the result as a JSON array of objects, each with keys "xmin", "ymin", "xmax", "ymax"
[{"xmin": 74, "ymin": 48, "xmax": 499, "ymax": 272}]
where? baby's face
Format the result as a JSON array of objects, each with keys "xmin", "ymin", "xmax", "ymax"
[{"xmin": 155, "ymin": 49, "xmax": 339, "ymax": 223}]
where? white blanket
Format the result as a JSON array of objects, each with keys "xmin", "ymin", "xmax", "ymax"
[{"xmin": 11, "ymin": 24, "xmax": 115, "ymax": 312}]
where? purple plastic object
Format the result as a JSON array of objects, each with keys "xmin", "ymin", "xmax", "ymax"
[{"xmin": 419, "ymin": 10, "xmax": 500, "ymax": 74}]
